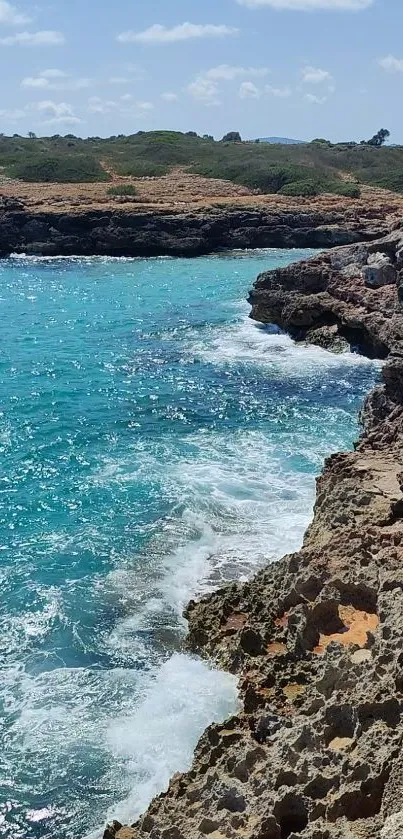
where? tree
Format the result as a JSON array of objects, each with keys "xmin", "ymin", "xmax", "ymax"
[
  {"xmin": 28, "ymin": 131, "xmax": 36, "ymax": 139},
  {"xmin": 365, "ymin": 128, "xmax": 390, "ymax": 147},
  {"xmin": 221, "ymin": 131, "xmax": 242, "ymax": 143}
]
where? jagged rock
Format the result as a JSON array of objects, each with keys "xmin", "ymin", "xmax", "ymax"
[
  {"xmin": 249, "ymin": 228, "xmax": 403, "ymax": 358},
  {"xmin": 304, "ymin": 325, "xmax": 350, "ymax": 353},
  {"xmin": 363, "ymin": 252, "xmax": 396, "ymax": 288},
  {"xmin": 0, "ymin": 205, "xmax": 394, "ymax": 258},
  {"xmin": 104, "ymin": 821, "xmax": 123, "ymax": 839}
]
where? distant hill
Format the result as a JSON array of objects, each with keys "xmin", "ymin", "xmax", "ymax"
[{"xmin": 258, "ymin": 137, "xmax": 305, "ymax": 145}]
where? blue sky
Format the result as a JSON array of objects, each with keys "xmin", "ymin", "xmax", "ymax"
[{"xmin": 0, "ymin": 0, "xmax": 402, "ymax": 141}]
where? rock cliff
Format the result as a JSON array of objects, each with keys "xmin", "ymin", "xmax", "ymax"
[
  {"xmin": 107, "ymin": 230, "xmax": 403, "ymax": 839},
  {"xmin": 0, "ymin": 203, "xmax": 395, "ymax": 257}
]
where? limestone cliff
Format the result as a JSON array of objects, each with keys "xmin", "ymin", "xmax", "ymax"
[{"xmin": 107, "ymin": 230, "xmax": 403, "ymax": 839}]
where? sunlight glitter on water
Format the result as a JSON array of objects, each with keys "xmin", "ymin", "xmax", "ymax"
[{"xmin": 0, "ymin": 251, "xmax": 379, "ymax": 839}]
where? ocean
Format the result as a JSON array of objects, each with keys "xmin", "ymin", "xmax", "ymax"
[{"xmin": 0, "ymin": 250, "xmax": 379, "ymax": 838}]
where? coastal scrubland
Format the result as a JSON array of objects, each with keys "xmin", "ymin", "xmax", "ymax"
[{"xmin": 1, "ymin": 131, "xmax": 403, "ymax": 197}]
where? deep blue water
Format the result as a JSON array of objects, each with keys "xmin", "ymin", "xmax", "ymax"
[{"xmin": 0, "ymin": 251, "xmax": 379, "ymax": 839}]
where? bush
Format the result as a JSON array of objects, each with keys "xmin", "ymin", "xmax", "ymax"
[
  {"xmin": 279, "ymin": 180, "xmax": 319, "ymax": 197},
  {"xmin": 107, "ymin": 184, "xmax": 137, "ymax": 197},
  {"xmin": 221, "ymin": 132, "xmax": 242, "ymax": 143},
  {"xmin": 8, "ymin": 155, "xmax": 108, "ymax": 183},
  {"xmin": 331, "ymin": 182, "xmax": 361, "ymax": 198}
]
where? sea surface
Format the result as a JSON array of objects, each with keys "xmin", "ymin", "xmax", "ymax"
[{"xmin": 0, "ymin": 251, "xmax": 379, "ymax": 839}]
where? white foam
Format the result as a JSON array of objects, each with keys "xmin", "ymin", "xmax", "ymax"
[
  {"xmin": 188, "ymin": 307, "xmax": 382, "ymax": 374},
  {"xmin": 103, "ymin": 655, "xmax": 237, "ymax": 828},
  {"xmin": 10, "ymin": 654, "xmax": 236, "ymax": 839}
]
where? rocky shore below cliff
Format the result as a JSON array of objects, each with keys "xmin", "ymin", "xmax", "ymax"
[
  {"xmin": 106, "ymin": 228, "xmax": 403, "ymax": 839},
  {"xmin": 0, "ymin": 200, "xmax": 398, "ymax": 258}
]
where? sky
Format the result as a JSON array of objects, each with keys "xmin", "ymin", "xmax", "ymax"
[{"xmin": 0, "ymin": 0, "xmax": 402, "ymax": 142}]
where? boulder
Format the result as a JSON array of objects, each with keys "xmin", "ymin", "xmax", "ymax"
[{"xmin": 362, "ymin": 251, "xmax": 396, "ymax": 288}]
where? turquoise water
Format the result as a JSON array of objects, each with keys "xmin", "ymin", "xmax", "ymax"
[{"xmin": 0, "ymin": 251, "xmax": 379, "ymax": 839}]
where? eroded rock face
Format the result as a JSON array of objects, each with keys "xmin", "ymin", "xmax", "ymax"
[
  {"xmin": 249, "ymin": 229, "xmax": 403, "ymax": 357},
  {"xmin": 108, "ymin": 230, "xmax": 403, "ymax": 839},
  {"xmin": 0, "ymin": 205, "xmax": 394, "ymax": 257}
]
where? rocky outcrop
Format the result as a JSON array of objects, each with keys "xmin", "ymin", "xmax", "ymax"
[
  {"xmin": 0, "ymin": 205, "xmax": 394, "ymax": 257},
  {"xmin": 249, "ymin": 229, "xmax": 403, "ymax": 358},
  {"xmin": 107, "ymin": 230, "xmax": 403, "ymax": 839}
]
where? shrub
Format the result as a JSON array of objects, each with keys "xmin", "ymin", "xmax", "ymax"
[
  {"xmin": 7, "ymin": 155, "xmax": 108, "ymax": 183},
  {"xmin": 331, "ymin": 182, "xmax": 361, "ymax": 198},
  {"xmin": 279, "ymin": 180, "xmax": 319, "ymax": 197},
  {"xmin": 107, "ymin": 184, "xmax": 137, "ymax": 197},
  {"xmin": 221, "ymin": 132, "xmax": 242, "ymax": 143}
]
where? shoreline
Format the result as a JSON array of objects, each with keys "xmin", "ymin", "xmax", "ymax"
[{"xmin": 108, "ymin": 228, "xmax": 403, "ymax": 838}]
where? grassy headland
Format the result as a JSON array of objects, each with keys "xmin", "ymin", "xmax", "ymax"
[{"xmin": 1, "ymin": 131, "xmax": 403, "ymax": 197}]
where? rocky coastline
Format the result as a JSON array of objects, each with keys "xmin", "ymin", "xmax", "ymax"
[
  {"xmin": 106, "ymin": 228, "xmax": 403, "ymax": 839},
  {"xmin": 0, "ymin": 202, "xmax": 396, "ymax": 258}
]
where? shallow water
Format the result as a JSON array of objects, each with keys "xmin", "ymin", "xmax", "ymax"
[{"xmin": 0, "ymin": 251, "xmax": 379, "ymax": 838}]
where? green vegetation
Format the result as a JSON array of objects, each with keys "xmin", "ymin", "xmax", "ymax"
[
  {"xmin": 221, "ymin": 132, "xmax": 242, "ymax": 143},
  {"xmin": 364, "ymin": 128, "xmax": 390, "ymax": 147},
  {"xmin": 332, "ymin": 182, "xmax": 361, "ymax": 198},
  {"xmin": 0, "ymin": 130, "xmax": 402, "ymax": 196},
  {"xmin": 6, "ymin": 154, "xmax": 109, "ymax": 183},
  {"xmin": 107, "ymin": 184, "xmax": 137, "ymax": 197},
  {"xmin": 279, "ymin": 180, "xmax": 320, "ymax": 197}
]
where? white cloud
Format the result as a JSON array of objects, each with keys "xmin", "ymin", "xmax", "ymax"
[
  {"xmin": 265, "ymin": 83, "xmax": 292, "ymax": 96},
  {"xmin": 117, "ymin": 22, "xmax": 238, "ymax": 44},
  {"xmin": 64, "ymin": 77, "xmax": 92, "ymax": 90},
  {"xmin": 379, "ymin": 55, "xmax": 403, "ymax": 73},
  {"xmin": 205, "ymin": 64, "xmax": 269, "ymax": 80},
  {"xmin": 41, "ymin": 68, "xmax": 68, "ymax": 79},
  {"xmin": 30, "ymin": 100, "xmax": 81, "ymax": 124},
  {"xmin": 0, "ymin": 107, "xmax": 26, "ymax": 120},
  {"xmin": 0, "ymin": 0, "xmax": 30, "ymax": 24},
  {"xmin": 187, "ymin": 76, "xmax": 220, "ymax": 105},
  {"xmin": 88, "ymin": 95, "xmax": 154, "ymax": 117},
  {"xmin": 161, "ymin": 92, "xmax": 179, "ymax": 102},
  {"xmin": 239, "ymin": 81, "xmax": 261, "ymax": 98},
  {"xmin": 301, "ymin": 65, "xmax": 331, "ymax": 83},
  {"xmin": 0, "ymin": 97, "xmax": 81, "ymax": 125},
  {"xmin": 22, "ymin": 76, "xmax": 50, "ymax": 88},
  {"xmin": 304, "ymin": 92, "xmax": 327, "ymax": 104},
  {"xmin": 88, "ymin": 96, "xmax": 117, "ymax": 114},
  {"xmin": 21, "ymin": 70, "xmax": 91, "ymax": 90},
  {"xmin": 237, "ymin": 0, "xmax": 372, "ymax": 8},
  {"xmin": 0, "ymin": 30, "xmax": 65, "ymax": 46},
  {"xmin": 186, "ymin": 65, "xmax": 270, "ymax": 106}
]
